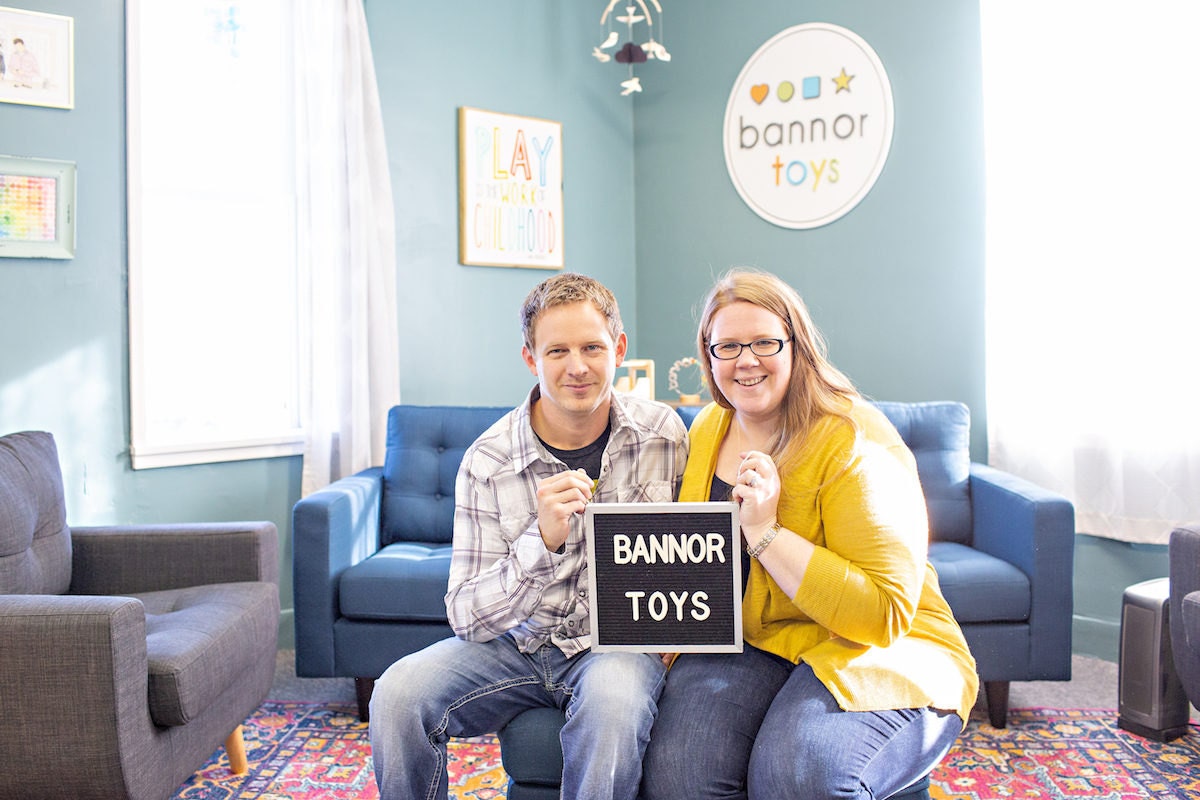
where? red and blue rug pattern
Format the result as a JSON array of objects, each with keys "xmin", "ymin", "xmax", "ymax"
[
  {"xmin": 172, "ymin": 703, "xmax": 1200, "ymax": 799},
  {"xmin": 936, "ymin": 708, "xmax": 1200, "ymax": 799}
]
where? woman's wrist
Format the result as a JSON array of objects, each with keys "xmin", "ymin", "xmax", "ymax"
[{"xmin": 745, "ymin": 520, "xmax": 782, "ymax": 558}]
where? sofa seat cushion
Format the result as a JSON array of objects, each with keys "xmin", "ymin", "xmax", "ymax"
[
  {"xmin": 137, "ymin": 581, "xmax": 280, "ymax": 727},
  {"xmin": 499, "ymin": 707, "xmax": 566, "ymax": 786},
  {"xmin": 340, "ymin": 542, "xmax": 453, "ymax": 622},
  {"xmin": 928, "ymin": 541, "xmax": 1030, "ymax": 623}
]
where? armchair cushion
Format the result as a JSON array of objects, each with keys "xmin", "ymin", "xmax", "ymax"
[
  {"xmin": 0, "ymin": 431, "xmax": 71, "ymax": 595},
  {"xmin": 1185, "ymin": 591, "xmax": 1200, "ymax": 656},
  {"xmin": 339, "ymin": 542, "xmax": 454, "ymax": 621},
  {"xmin": 140, "ymin": 581, "xmax": 280, "ymax": 727},
  {"xmin": 927, "ymin": 541, "xmax": 1030, "ymax": 623}
]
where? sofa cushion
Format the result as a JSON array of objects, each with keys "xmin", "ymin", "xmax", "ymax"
[
  {"xmin": 0, "ymin": 431, "xmax": 72, "ymax": 595},
  {"xmin": 499, "ymin": 707, "xmax": 566, "ymax": 787},
  {"xmin": 340, "ymin": 542, "xmax": 454, "ymax": 621},
  {"xmin": 928, "ymin": 541, "xmax": 1030, "ymax": 623},
  {"xmin": 381, "ymin": 406, "xmax": 510, "ymax": 546},
  {"xmin": 138, "ymin": 581, "xmax": 280, "ymax": 727},
  {"xmin": 873, "ymin": 402, "xmax": 972, "ymax": 545}
]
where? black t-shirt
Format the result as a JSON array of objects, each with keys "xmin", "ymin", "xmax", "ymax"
[{"xmin": 538, "ymin": 423, "xmax": 611, "ymax": 482}]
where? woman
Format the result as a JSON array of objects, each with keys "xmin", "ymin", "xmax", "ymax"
[{"xmin": 641, "ymin": 269, "xmax": 977, "ymax": 800}]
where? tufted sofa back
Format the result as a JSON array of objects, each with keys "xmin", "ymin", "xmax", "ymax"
[
  {"xmin": 376, "ymin": 400, "xmax": 973, "ymax": 548},
  {"xmin": 0, "ymin": 431, "xmax": 72, "ymax": 595},
  {"xmin": 380, "ymin": 405, "xmax": 510, "ymax": 546}
]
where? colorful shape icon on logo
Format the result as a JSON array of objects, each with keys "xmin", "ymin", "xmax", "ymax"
[
  {"xmin": 802, "ymin": 76, "xmax": 821, "ymax": 99},
  {"xmin": 750, "ymin": 83, "xmax": 769, "ymax": 104}
]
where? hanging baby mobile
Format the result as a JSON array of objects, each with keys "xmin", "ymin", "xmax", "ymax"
[{"xmin": 593, "ymin": 0, "xmax": 670, "ymax": 96}]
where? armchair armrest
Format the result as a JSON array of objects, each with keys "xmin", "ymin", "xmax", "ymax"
[
  {"xmin": 0, "ymin": 595, "xmax": 151, "ymax": 790},
  {"xmin": 68, "ymin": 521, "xmax": 279, "ymax": 595},
  {"xmin": 292, "ymin": 467, "xmax": 384, "ymax": 675},
  {"xmin": 970, "ymin": 462, "xmax": 1075, "ymax": 677}
]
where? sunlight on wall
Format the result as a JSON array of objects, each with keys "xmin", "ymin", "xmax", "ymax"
[{"xmin": 0, "ymin": 340, "xmax": 117, "ymax": 524}]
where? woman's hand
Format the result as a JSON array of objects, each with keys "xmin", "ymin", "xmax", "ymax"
[{"xmin": 732, "ymin": 449, "xmax": 780, "ymax": 545}]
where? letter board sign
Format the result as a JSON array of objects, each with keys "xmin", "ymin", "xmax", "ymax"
[{"xmin": 584, "ymin": 501, "xmax": 743, "ymax": 653}]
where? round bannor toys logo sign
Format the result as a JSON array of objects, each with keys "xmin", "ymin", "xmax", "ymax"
[{"xmin": 723, "ymin": 23, "xmax": 894, "ymax": 229}]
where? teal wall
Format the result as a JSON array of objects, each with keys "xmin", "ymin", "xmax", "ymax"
[
  {"xmin": 0, "ymin": 0, "xmax": 1165, "ymax": 661},
  {"xmin": 631, "ymin": 2, "xmax": 988, "ymax": 462},
  {"xmin": 367, "ymin": 1, "xmax": 642, "ymax": 407}
]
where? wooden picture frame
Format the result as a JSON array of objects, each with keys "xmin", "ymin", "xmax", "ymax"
[
  {"xmin": 0, "ymin": 154, "xmax": 76, "ymax": 259},
  {"xmin": 0, "ymin": 5, "xmax": 74, "ymax": 109},
  {"xmin": 458, "ymin": 106, "xmax": 563, "ymax": 269}
]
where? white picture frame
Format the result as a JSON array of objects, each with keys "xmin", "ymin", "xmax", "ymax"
[
  {"xmin": 0, "ymin": 5, "xmax": 75, "ymax": 110},
  {"xmin": 458, "ymin": 106, "xmax": 564, "ymax": 269},
  {"xmin": 0, "ymin": 154, "xmax": 76, "ymax": 259}
]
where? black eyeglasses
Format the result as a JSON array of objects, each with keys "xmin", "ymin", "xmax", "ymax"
[{"xmin": 707, "ymin": 338, "xmax": 789, "ymax": 360}]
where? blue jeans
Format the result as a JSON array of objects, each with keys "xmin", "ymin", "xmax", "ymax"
[
  {"xmin": 641, "ymin": 645, "xmax": 963, "ymax": 800},
  {"xmin": 369, "ymin": 634, "xmax": 666, "ymax": 800}
]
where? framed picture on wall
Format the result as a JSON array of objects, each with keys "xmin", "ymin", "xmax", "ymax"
[
  {"xmin": 0, "ymin": 154, "xmax": 76, "ymax": 259},
  {"xmin": 458, "ymin": 106, "xmax": 564, "ymax": 269},
  {"xmin": 0, "ymin": 5, "xmax": 74, "ymax": 109}
]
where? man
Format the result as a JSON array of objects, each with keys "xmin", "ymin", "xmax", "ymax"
[{"xmin": 369, "ymin": 272, "xmax": 689, "ymax": 800}]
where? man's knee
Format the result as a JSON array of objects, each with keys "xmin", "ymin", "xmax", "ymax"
[{"xmin": 371, "ymin": 656, "xmax": 434, "ymax": 718}]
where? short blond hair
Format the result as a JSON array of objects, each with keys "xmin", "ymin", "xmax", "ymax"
[{"xmin": 520, "ymin": 272, "xmax": 623, "ymax": 351}]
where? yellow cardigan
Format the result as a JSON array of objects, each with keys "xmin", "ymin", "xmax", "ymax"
[{"xmin": 681, "ymin": 401, "xmax": 978, "ymax": 724}]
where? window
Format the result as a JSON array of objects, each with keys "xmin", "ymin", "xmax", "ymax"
[
  {"xmin": 127, "ymin": 0, "xmax": 302, "ymax": 468},
  {"xmin": 981, "ymin": 2, "xmax": 1200, "ymax": 543}
]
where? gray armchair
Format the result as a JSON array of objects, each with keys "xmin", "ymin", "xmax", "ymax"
[
  {"xmin": 0, "ymin": 431, "xmax": 280, "ymax": 800},
  {"xmin": 1169, "ymin": 524, "xmax": 1200, "ymax": 710}
]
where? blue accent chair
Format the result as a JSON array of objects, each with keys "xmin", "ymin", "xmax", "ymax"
[{"xmin": 292, "ymin": 401, "xmax": 1075, "ymax": 799}]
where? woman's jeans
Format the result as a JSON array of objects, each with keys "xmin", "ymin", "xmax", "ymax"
[
  {"xmin": 641, "ymin": 645, "xmax": 963, "ymax": 800},
  {"xmin": 369, "ymin": 634, "xmax": 666, "ymax": 800}
]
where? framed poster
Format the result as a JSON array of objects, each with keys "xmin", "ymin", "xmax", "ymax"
[
  {"xmin": 0, "ymin": 5, "xmax": 74, "ymax": 109},
  {"xmin": 585, "ymin": 501, "xmax": 743, "ymax": 653},
  {"xmin": 0, "ymin": 154, "xmax": 75, "ymax": 259},
  {"xmin": 458, "ymin": 106, "xmax": 563, "ymax": 269}
]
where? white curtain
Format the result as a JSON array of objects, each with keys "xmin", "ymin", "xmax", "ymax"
[
  {"xmin": 981, "ymin": 2, "xmax": 1200, "ymax": 544},
  {"xmin": 295, "ymin": 0, "xmax": 401, "ymax": 496}
]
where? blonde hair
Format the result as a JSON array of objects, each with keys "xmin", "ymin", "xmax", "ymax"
[
  {"xmin": 696, "ymin": 268, "xmax": 859, "ymax": 470},
  {"xmin": 520, "ymin": 272, "xmax": 623, "ymax": 351}
]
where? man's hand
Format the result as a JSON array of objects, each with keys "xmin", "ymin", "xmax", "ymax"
[{"xmin": 535, "ymin": 468, "xmax": 594, "ymax": 552}]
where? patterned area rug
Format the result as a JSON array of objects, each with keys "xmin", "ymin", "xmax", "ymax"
[{"xmin": 172, "ymin": 703, "xmax": 1200, "ymax": 799}]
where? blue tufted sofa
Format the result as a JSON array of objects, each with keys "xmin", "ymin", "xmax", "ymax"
[{"xmin": 293, "ymin": 401, "xmax": 1074, "ymax": 798}]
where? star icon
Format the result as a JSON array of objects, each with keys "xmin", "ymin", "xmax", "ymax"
[{"xmin": 833, "ymin": 67, "xmax": 854, "ymax": 93}]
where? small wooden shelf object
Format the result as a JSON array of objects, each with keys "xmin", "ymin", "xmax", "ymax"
[{"xmin": 615, "ymin": 359, "xmax": 655, "ymax": 400}]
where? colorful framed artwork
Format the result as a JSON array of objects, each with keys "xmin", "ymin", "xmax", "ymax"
[
  {"xmin": 0, "ymin": 5, "xmax": 74, "ymax": 109},
  {"xmin": 0, "ymin": 155, "xmax": 76, "ymax": 259},
  {"xmin": 458, "ymin": 106, "xmax": 564, "ymax": 269}
]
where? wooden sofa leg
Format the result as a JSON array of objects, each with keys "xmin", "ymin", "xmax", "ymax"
[
  {"xmin": 356, "ymin": 677, "xmax": 376, "ymax": 722},
  {"xmin": 225, "ymin": 725, "xmax": 249, "ymax": 775},
  {"xmin": 985, "ymin": 680, "xmax": 1010, "ymax": 729}
]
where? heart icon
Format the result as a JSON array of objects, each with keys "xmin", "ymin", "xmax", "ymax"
[{"xmin": 750, "ymin": 84, "xmax": 769, "ymax": 104}]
